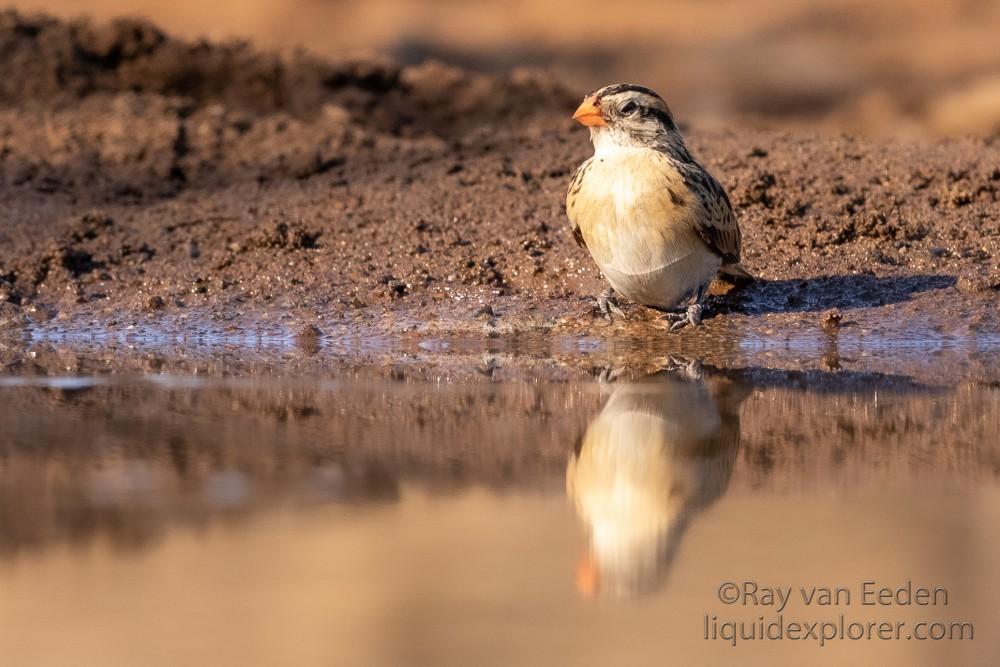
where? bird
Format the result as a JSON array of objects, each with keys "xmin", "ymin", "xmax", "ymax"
[
  {"xmin": 566, "ymin": 83, "xmax": 752, "ymax": 329},
  {"xmin": 566, "ymin": 361, "xmax": 748, "ymax": 597}
]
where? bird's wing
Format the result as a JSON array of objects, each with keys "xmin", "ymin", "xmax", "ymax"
[
  {"xmin": 681, "ymin": 167, "xmax": 742, "ymax": 265},
  {"xmin": 566, "ymin": 158, "xmax": 594, "ymax": 250}
]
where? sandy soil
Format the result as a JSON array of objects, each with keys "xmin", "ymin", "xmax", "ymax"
[{"xmin": 0, "ymin": 11, "xmax": 998, "ymax": 351}]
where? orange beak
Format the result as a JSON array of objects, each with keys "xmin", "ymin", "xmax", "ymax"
[
  {"xmin": 576, "ymin": 551, "xmax": 600, "ymax": 597},
  {"xmin": 572, "ymin": 95, "xmax": 606, "ymax": 127}
]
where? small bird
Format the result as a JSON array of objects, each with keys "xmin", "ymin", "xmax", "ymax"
[{"xmin": 567, "ymin": 84, "xmax": 752, "ymax": 329}]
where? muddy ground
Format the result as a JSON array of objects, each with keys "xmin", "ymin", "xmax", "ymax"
[{"xmin": 1, "ymin": 12, "xmax": 999, "ymax": 359}]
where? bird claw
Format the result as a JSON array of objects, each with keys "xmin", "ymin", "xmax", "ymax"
[
  {"xmin": 593, "ymin": 288, "xmax": 626, "ymax": 323},
  {"xmin": 659, "ymin": 303, "xmax": 704, "ymax": 331}
]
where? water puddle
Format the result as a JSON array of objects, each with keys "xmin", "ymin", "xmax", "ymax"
[{"xmin": 1, "ymin": 354, "xmax": 999, "ymax": 665}]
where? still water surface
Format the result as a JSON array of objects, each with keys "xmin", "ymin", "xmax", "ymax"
[{"xmin": 1, "ymin": 360, "xmax": 999, "ymax": 665}]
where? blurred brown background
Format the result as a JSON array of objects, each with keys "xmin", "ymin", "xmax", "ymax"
[{"xmin": 9, "ymin": 0, "xmax": 1000, "ymax": 137}]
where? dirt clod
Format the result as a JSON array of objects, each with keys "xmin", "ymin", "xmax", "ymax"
[{"xmin": 821, "ymin": 309, "xmax": 844, "ymax": 331}]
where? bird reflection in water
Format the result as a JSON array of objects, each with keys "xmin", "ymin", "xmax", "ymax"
[{"xmin": 567, "ymin": 361, "xmax": 749, "ymax": 597}]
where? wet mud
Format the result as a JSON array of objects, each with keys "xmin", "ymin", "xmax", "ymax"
[{"xmin": 0, "ymin": 11, "xmax": 998, "ymax": 352}]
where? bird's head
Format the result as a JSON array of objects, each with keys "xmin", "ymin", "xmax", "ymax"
[{"xmin": 573, "ymin": 84, "xmax": 680, "ymax": 151}]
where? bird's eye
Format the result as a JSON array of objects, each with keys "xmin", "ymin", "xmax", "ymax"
[{"xmin": 620, "ymin": 101, "xmax": 639, "ymax": 115}]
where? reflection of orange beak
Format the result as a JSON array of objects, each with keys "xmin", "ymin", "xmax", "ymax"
[
  {"xmin": 572, "ymin": 95, "xmax": 606, "ymax": 127},
  {"xmin": 576, "ymin": 551, "xmax": 600, "ymax": 597}
]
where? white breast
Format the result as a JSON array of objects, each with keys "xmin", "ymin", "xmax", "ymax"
[{"xmin": 569, "ymin": 145, "xmax": 720, "ymax": 310}]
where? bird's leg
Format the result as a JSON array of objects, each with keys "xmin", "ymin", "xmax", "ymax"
[
  {"xmin": 658, "ymin": 284, "xmax": 709, "ymax": 331},
  {"xmin": 593, "ymin": 286, "xmax": 626, "ymax": 323}
]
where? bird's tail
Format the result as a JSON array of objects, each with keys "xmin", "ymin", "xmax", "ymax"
[{"xmin": 718, "ymin": 262, "xmax": 755, "ymax": 286}]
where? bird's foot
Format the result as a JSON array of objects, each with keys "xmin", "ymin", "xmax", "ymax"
[
  {"xmin": 593, "ymin": 288, "xmax": 626, "ymax": 323},
  {"xmin": 658, "ymin": 303, "xmax": 704, "ymax": 331}
]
